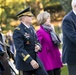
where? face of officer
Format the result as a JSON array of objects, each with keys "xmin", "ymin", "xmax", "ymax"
[{"xmin": 21, "ymin": 15, "xmax": 33, "ymax": 25}]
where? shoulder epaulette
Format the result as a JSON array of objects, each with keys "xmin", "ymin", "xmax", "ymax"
[{"xmin": 15, "ymin": 27, "xmax": 20, "ymax": 30}]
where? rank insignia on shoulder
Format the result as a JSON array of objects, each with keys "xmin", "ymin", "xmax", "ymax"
[{"xmin": 15, "ymin": 27, "xmax": 20, "ymax": 30}]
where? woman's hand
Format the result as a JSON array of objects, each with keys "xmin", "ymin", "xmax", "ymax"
[{"xmin": 35, "ymin": 44, "xmax": 41, "ymax": 52}]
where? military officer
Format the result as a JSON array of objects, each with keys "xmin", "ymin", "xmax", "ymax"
[{"xmin": 13, "ymin": 6, "xmax": 48, "ymax": 75}]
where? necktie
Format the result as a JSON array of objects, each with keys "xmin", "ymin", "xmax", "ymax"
[{"xmin": 29, "ymin": 27, "xmax": 33, "ymax": 34}]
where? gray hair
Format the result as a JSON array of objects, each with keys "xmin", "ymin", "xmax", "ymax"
[
  {"xmin": 37, "ymin": 11, "xmax": 50, "ymax": 25},
  {"xmin": 71, "ymin": 0, "xmax": 76, "ymax": 8}
]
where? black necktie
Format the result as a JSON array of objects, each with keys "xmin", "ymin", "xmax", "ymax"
[{"xmin": 29, "ymin": 27, "xmax": 33, "ymax": 34}]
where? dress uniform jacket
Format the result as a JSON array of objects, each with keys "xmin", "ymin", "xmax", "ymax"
[
  {"xmin": 13, "ymin": 23, "xmax": 43, "ymax": 71},
  {"xmin": 62, "ymin": 11, "xmax": 76, "ymax": 64}
]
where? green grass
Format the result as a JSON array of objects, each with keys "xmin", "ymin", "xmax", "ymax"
[
  {"xmin": 61, "ymin": 65, "xmax": 69, "ymax": 75},
  {"xmin": 16, "ymin": 65, "xmax": 69, "ymax": 75}
]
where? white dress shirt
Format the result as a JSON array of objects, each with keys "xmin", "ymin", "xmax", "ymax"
[
  {"xmin": 21, "ymin": 22, "xmax": 30, "ymax": 28},
  {"xmin": 73, "ymin": 10, "xmax": 76, "ymax": 15}
]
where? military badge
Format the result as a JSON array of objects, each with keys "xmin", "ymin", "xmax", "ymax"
[
  {"xmin": 24, "ymin": 33, "xmax": 30, "ymax": 38},
  {"xmin": 24, "ymin": 33, "xmax": 30, "ymax": 44},
  {"xmin": 21, "ymin": 53, "xmax": 25, "ymax": 58},
  {"xmin": 26, "ymin": 41, "xmax": 30, "ymax": 44},
  {"xmin": 15, "ymin": 27, "xmax": 20, "ymax": 30}
]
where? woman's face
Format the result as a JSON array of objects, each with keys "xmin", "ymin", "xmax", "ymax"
[{"xmin": 45, "ymin": 16, "xmax": 51, "ymax": 25}]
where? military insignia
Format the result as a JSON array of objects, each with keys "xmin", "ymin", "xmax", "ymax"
[
  {"xmin": 15, "ymin": 27, "xmax": 20, "ymax": 30},
  {"xmin": 23, "ymin": 54, "xmax": 30, "ymax": 61},
  {"xmin": 24, "ymin": 33, "xmax": 30, "ymax": 38},
  {"xmin": 26, "ymin": 41, "xmax": 30, "ymax": 44},
  {"xmin": 24, "ymin": 33, "xmax": 30, "ymax": 44},
  {"xmin": 21, "ymin": 53, "xmax": 25, "ymax": 58}
]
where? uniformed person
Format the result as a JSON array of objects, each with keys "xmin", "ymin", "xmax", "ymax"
[
  {"xmin": 0, "ymin": 27, "xmax": 11, "ymax": 75},
  {"xmin": 13, "ymin": 6, "xmax": 48, "ymax": 75}
]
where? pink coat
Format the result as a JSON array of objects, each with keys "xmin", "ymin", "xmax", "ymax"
[{"xmin": 36, "ymin": 26, "xmax": 63, "ymax": 71}]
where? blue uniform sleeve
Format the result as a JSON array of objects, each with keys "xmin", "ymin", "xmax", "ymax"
[{"xmin": 13, "ymin": 29, "xmax": 32, "ymax": 64}]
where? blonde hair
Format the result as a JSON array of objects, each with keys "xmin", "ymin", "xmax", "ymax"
[{"xmin": 37, "ymin": 11, "xmax": 50, "ymax": 25}]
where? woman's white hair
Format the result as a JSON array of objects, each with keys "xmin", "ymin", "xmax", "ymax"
[
  {"xmin": 37, "ymin": 11, "xmax": 50, "ymax": 25},
  {"xmin": 71, "ymin": 0, "xmax": 76, "ymax": 8}
]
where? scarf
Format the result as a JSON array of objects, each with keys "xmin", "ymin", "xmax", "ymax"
[{"xmin": 42, "ymin": 24, "xmax": 61, "ymax": 46}]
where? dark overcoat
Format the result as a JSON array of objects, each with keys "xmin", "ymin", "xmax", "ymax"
[{"xmin": 62, "ymin": 11, "xmax": 76, "ymax": 64}]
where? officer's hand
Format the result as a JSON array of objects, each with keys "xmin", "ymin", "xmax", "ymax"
[
  {"xmin": 30, "ymin": 60, "xmax": 39, "ymax": 69},
  {"xmin": 35, "ymin": 44, "xmax": 41, "ymax": 52}
]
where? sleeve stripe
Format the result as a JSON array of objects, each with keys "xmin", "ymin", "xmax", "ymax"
[{"xmin": 23, "ymin": 54, "xmax": 30, "ymax": 61}]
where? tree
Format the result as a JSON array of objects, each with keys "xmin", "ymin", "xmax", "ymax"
[
  {"xmin": 60, "ymin": 0, "xmax": 72, "ymax": 14},
  {"xmin": 0, "ymin": 0, "xmax": 65, "ymax": 32},
  {"xmin": 0, "ymin": 0, "xmax": 25, "ymax": 31}
]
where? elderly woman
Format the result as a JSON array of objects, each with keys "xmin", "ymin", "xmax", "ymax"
[{"xmin": 36, "ymin": 11, "xmax": 63, "ymax": 75}]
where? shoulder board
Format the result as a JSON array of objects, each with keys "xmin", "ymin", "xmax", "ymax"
[{"xmin": 14, "ymin": 27, "xmax": 20, "ymax": 30}]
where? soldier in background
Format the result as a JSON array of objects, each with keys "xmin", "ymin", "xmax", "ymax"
[
  {"xmin": 6, "ymin": 30, "xmax": 15, "ymax": 61},
  {"xmin": 0, "ymin": 27, "xmax": 11, "ymax": 75},
  {"xmin": 0, "ymin": 27, "xmax": 5, "ymax": 74}
]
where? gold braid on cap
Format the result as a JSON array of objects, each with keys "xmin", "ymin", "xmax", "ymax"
[{"xmin": 18, "ymin": 12, "xmax": 33, "ymax": 17}]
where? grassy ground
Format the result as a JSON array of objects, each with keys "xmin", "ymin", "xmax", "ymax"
[
  {"xmin": 16, "ymin": 65, "xmax": 69, "ymax": 75},
  {"xmin": 61, "ymin": 65, "xmax": 69, "ymax": 75}
]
